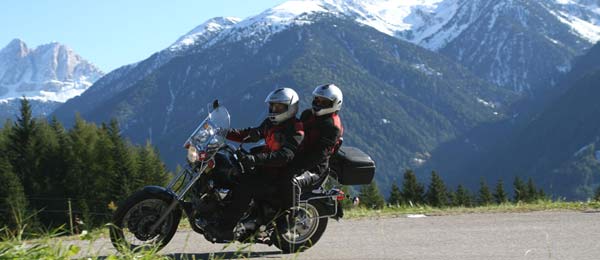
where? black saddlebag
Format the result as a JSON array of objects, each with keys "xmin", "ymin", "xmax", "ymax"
[{"xmin": 330, "ymin": 146, "xmax": 375, "ymax": 185}]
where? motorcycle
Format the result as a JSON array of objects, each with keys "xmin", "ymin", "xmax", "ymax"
[{"xmin": 109, "ymin": 100, "xmax": 376, "ymax": 254}]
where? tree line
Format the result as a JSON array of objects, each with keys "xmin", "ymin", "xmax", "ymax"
[
  {"xmin": 358, "ymin": 170, "xmax": 551, "ymax": 209},
  {"xmin": 0, "ymin": 98, "xmax": 169, "ymax": 231}
]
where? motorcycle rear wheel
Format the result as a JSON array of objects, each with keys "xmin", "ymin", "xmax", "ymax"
[
  {"xmin": 271, "ymin": 201, "xmax": 328, "ymax": 254},
  {"xmin": 109, "ymin": 190, "xmax": 181, "ymax": 253}
]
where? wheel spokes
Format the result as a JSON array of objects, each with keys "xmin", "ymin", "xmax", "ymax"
[{"xmin": 121, "ymin": 199, "xmax": 173, "ymax": 249}]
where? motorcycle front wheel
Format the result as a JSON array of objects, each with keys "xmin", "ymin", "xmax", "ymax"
[{"xmin": 109, "ymin": 190, "xmax": 182, "ymax": 253}]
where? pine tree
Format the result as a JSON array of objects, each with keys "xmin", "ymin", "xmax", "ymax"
[
  {"xmin": 526, "ymin": 178, "xmax": 537, "ymax": 202},
  {"xmin": 359, "ymin": 181, "xmax": 385, "ymax": 209},
  {"xmin": 493, "ymin": 179, "xmax": 508, "ymax": 204},
  {"xmin": 478, "ymin": 179, "xmax": 493, "ymax": 206},
  {"xmin": 107, "ymin": 119, "xmax": 136, "ymax": 201},
  {"xmin": 35, "ymin": 118, "xmax": 60, "ymax": 196},
  {"xmin": 537, "ymin": 188, "xmax": 547, "ymax": 201},
  {"xmin": 65, "ymin": 114, "xmax": 100, "ymax": 199},
  {"xmin": 388, "ymin": 182, "xmax": 402, "ymax": 207},
  {"xmin": 594, "ymin": 186, "xmax": 600, "ymax": 201},
  {"xmin": 454, "ymin": 184, "xmax": 472, "ymax": 207},
  {"xmin": 513, "ymin": 176, "xmax": 527, "ymax": 203},
  {"xmin": 48, "ymin": 116, "xmax": 74, "ymax": 196},
  {"xmin": 426, "ymin": 171, "xmax": 448, "ymax": 207},
  {"xmin": 448, "ymin": 190, "xmax": 458, "ymax": 207},
  {"xmin": 0, "ymin": 156, "xmax": 28, "ymax": 229},
  {"xmin": 136, "ymin": 141, "xmax": 168, "ymax": 187},
  {"xmin": 7, "ymin": 97, "xmax": 39, "ymax": 196},
  {"xmin": 400, "ymin": 169, "xmax": 425, "ymax": 205}
]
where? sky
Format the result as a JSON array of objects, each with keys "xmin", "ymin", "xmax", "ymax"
[{"xmin": 0, "ymin": 0, "xmax": 286, "ymax": 73}]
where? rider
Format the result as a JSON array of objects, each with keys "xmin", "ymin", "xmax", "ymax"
[
  {"xmin": 292, "ymin": 84, "xmax": 344, "ymax": 189},
  {"xmin": 214, "ymin": 87, "xmax": 304, "ymax": 240}
]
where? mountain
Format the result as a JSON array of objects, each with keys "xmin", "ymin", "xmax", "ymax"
[
  {"xmin": 0, "ymin": 39, "xmax": 104, "ymax": 120},
  {"xmin": 175, "ymin": 0, "xmax": 600, "ymax": 94},
  {"xmin": 52, "ymin": 0, "xmax": 599, "ymax": 196},
  {"xmin": 53, "ymin": 0, "xmax": 600, "ymax": 113},
  {"xmin": 438, "ymin": 0, "xmax": 600, "ymax": 94},
  {"xmin": 428, "ymin": 43, "xmax": 600, "ymax": 199},
  {"xmin": 53, "ymin": 17, "xmax": 240, "ymax": 119},
  {"xmin": 53, "ymin": 15, "xmax": 516, "ymax": 189}
]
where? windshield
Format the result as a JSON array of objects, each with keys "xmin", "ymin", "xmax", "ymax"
[{"xmin": 185, "ymin": 106, "xmax": 230, "ymax": 150}]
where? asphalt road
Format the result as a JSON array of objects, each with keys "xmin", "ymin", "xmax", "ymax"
[{"xmin": 70, "ymin": 211, "xmax": 600, "ymax": 260}]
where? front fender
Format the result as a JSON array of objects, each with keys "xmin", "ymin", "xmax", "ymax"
[
  {"xmin": 141, "ymin": 186, "xmax": 193, "ymax": 216},
  {"xmin": 141, "ymin": 186, "xmax": 206, "ymax": 234},
  {"xmin": 142, "ymin": 185, "xmax": 178, "ymax": 199}
]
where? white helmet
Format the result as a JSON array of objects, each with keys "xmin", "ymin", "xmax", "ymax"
[
  {"xmin": 264, "ymin": 88, "xmax": 300, "ymax": 124},
  {"xmin": 312, "ymin": 84, "xmax": 343, "ymax": 116}
]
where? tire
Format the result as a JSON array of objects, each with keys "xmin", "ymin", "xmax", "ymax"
[
  {"xmin": 272, "ymin": 201, "xmax": 329, "ymax": 254},
  {"xmin": 109, "ymin": 189, "xmax": 182, "ymax": 253}
]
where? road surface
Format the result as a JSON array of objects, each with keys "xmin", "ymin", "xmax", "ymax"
[{"xmin": 69, "ymin": 211, "xmax": 600, "ymax": 259}]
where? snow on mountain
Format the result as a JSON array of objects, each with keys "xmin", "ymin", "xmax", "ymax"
[
  {"xmin": 0, "ymin": 39, "xmax": 104, "ymax": 103},
  {"xmin": 169, "ymin": 16, "xmax": 241, "ymax": 51},
  {"xmin": 70, "ymin": 0, "xmax": 600, "ymax": 103},
  {"xmin": 203, "ymin": 0, "xmax": 454, "ymax": 50},
  {"xmin": 179, "ymin": 0, "xmax": 599, "ymax": 54},
  {"xmin": 57, "ymin": 0, "xmax": 600, "ymax": 111},
  {"xmin": 543, "ymin": 0, "xmax": 600, "ymax": 43}
]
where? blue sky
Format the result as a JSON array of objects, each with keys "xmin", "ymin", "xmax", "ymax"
[{"xmin": 1, "ymin": 0, "xmax": 286, "ymax": 72}]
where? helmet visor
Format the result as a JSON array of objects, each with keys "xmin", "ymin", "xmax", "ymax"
[
  {"xmin": 312, "ymin": 96, "xmax": 333, "ymax": 110},
  {"xmin": 269, "ymin": 102, "xmax": 288, "ymax": 114}
]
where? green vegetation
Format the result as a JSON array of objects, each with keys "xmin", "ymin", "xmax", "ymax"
[
  {"xmin": 399, "ymin": 169, "xmax": 425, "ymax": 205},
  {"xmin": 425, "ymin": 171, "xmax": 449, "ymax": 207},
  {"xmin": 359, "ymin": 181, "xmax": 385, "ymax": 209},
  {"xmin": 493, "ymin": 179, "xmax": 509, "ymax": 204},
  {"xmin": 477, "ymin": 179, "xmax": 493, "ymax": 206},
  {"xmin": 0, "ymin": 212, "xmax": 170, "ymax": 259},
  {"xmin": 344, "ymin": 200, "xmax": 600, "ymax": 219},
  {"xmin": 387, "ymin": 182, "xmax": 402, "ymax": 206},
  {"xmin": 0, "ymin": 98, "xmax": 169, "ymax": 234},
  {"xmin": 348, "ymin": 168, "xmax": 600, "ymax": 218},
  {"xmin": 354, "ymin": 168, "xmax": 598, "ymax": 214}
]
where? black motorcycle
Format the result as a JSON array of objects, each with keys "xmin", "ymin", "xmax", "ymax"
[{"xmin": 109, "ymin": 101, "xmax": 375, "ymax": 253}]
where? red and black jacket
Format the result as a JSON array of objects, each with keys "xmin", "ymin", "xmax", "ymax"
[
  {"xmin": 226, "ymin": 118, "xmax": 304, "ymax": 169},
  {"xmin": 292, "ymin": 109, "xmax": 343, "ymax": 174}
]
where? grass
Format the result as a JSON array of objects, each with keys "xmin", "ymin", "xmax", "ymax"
[
  {"xmin": 2, "ymin": 200, "xmax": 599, "ymax": 259},
  {"xmin": 344, "ymin": 200, "xmax": 600, "ymax": 219}
]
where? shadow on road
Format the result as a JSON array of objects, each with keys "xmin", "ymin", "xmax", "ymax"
[
  {"xmin": 84, "ymin": 250, "xmax": 283, "ymax": 260},
  {"xmin": 166, "ymin": 251, "xmax": 283, "ymax": 259}
]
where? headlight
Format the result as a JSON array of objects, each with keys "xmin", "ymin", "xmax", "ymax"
[
  {"xmin": 187, "ymin": 146, "xmax": 198, "ymax": 163},
  {"xmin": 187, "ymin": 145, "xmax": 209, "ymax": 163}
]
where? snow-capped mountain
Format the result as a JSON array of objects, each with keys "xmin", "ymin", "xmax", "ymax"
[
  {"xmin": 169, "ymin": 0, "xmax": 600, "ymax": 93},
  {"xmin": 169, "ymin": 17, "xmax": 241, "ymax": 51},
  {"xmin": 53, "ymin": 17, "xmax": 241, "ymax": 118},
  {"xmin": 57, "ymin": 0, "xmax": 600, "ymax": 107},
  {"xmin": 54, "ymin": 15, "xmax": 516, "ymax": 193},
  {"xmin": 0, "ymin": 39, "xmax": 104, "ymax": 103},
  {"xmin": 52, "ymin": 0, "xmax": 600, "ymax": 197},
  {"xmin": 162, "ymin": 0, "xmax": 599, "ymax": 51}
]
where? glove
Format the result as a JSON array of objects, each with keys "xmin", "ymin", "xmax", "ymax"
[
  {"xmin": 239, "ymin": 154, "xmax": 257, "ymax": 171},
  {"xmin": 248, "ymin": 129, "xmax": 261, "ymax": 141}
]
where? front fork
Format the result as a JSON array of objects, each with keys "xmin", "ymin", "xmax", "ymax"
[{"xmin": 149, "ymin": 162, "xmax": 208, "ymax": 232}]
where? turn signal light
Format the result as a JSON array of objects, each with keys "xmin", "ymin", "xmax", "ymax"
[
  {"xmin": 199, "ymin": 151, "xmax": 208, "ymax": 161},
  {"xmin": 336, "ymin": 190, "xmax": 345, "ymax": 201}
]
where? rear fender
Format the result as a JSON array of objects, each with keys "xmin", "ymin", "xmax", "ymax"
[{"xmin": 300, "ymin": 193, "xmax": 341, "ymax": 219}]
